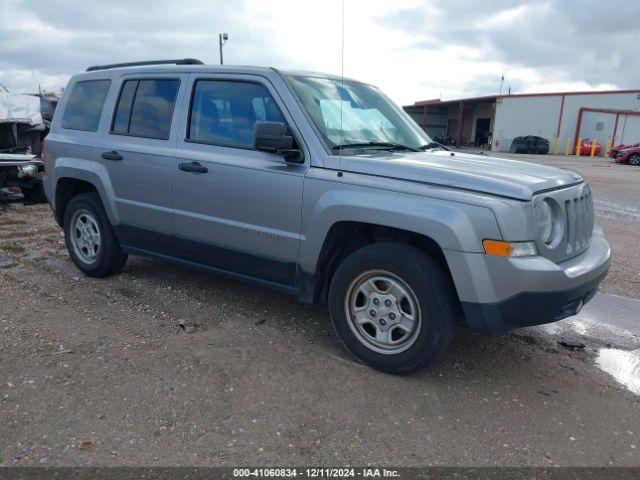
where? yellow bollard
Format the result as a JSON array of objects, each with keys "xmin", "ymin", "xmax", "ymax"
[
  {"xmin": 576, "ymin": 137, "xmax": 582, "ymax": 156},
  {"xmin": 565, "ymin": 138, "xmax": 571, "ymax": 156},
  {"xmin": 591, "ymin": 140, "xmax": 598, "ymax": 157},
  {"xmin": 605, "ymin": 139, "xmax": 612, "ymax": 157},
  {"xmin": 554, "ymin": 137, "xmax": 560, "ymax": 156}
]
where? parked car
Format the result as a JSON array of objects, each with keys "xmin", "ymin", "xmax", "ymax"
[
  {"xmin": 509, "ymin": 136, "xmax": 549, "ymax": 154},
  {"xmin": 0, "ymin": 83, "xmax": 48, "ymax": 201},
  {"xmin": 610, "ymin": 143, "xmax": 640, "ymax": 165},
  {"xmin": 43, "ymin": 60, "xmax": 610, "ymax": 374}
]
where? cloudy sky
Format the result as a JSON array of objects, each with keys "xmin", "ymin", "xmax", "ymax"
[{"xmin": 1, "ymin": 0, "xmax": 638, "ymax": 105}]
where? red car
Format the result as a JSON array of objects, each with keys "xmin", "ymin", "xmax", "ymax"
[{"xmin": 610, "ymin": 143, "xmax": 640, "ymax": 165}]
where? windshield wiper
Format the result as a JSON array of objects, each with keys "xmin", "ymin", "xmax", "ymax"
[
  {"xmin": 331, "ymin": 142, "xmax": 419, "ymax": 152},
  {"xmin": 418, "ymin": 142, "xmax": 449, "ymax": 151}
]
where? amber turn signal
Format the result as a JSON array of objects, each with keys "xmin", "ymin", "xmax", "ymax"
[{"xmin": 483, "ymin": 240, "xmax": 537, "ymax": 258}]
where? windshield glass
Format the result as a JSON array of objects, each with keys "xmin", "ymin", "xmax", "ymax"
[{"xmin": 285, "ymin": 75, "xmax": 432, "ymax": 153}]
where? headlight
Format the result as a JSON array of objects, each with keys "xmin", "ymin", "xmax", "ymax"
[
  {"xmin": 535, "ymin": 199, "xmax": 553, "ymax": 244},
  {"xmin": 17, "ymin": 164, "xmax": 38, "ymax": 179},
  {"xmin": 534, "ymin": 197, "xmax": 563, "ymax": 247}
]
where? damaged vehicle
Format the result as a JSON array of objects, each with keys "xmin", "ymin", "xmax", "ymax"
[
  {"xmin": 0, "ymin": 83, "xmax": 48, "ymax": 202},
  {"xmin": 43, "ymin": 61, "xmax": 611, "ymax": 374}
]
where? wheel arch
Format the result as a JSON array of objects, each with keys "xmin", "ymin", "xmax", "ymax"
[
  {"xmin": 54, "ymin": 178, "xmax": 101, "ymax": 226},
  {"xmin": 52, "ymin": 161, "xmax": 118, "ymax": 227},
  {"xmin": 302, "ymin": 221, "xmax": 459, "ymax": 307}
]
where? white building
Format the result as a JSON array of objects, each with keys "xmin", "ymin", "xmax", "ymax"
[{"xmin": 404, "ymin": 89, "xmax": 640, "ymax": 154}]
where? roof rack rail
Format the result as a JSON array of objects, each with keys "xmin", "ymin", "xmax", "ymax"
[{"xmin": 86, "ymin": 58, "xmax": 204, "ymax": 72}]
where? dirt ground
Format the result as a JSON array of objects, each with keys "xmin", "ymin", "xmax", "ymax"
[{"xmin": 0, "ymin": 155, "xmax": 639, "ymax": 467}]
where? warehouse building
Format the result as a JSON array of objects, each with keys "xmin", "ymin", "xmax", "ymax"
[{"xmin": 404, "ymin": 89, "xmax": 640, "ymax": 155}]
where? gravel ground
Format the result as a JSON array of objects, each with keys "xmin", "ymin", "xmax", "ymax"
[{"xmin": 0, "ymin": 156, "xmax": 639, "ymax": 467}]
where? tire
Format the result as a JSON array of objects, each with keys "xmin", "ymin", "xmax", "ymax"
[
  {"xmin": 328, "ymin": 243, "xmax": 457, "ymax": 374},
  {"xmin": 629, "ymin": 154, "xmax": 640, "ymax": 166},
  {"xmin": 20, "ymin": 183, "xmax": 46, "ymax": 203},
  {"xmin": 63, "ymin": 192, "xmax": 127, "ymax": 277}
]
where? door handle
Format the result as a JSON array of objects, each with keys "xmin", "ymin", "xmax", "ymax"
[
  {"xmin": 179, "ymin": 161, "xmax": 208, "ymax": 174},
  {"xmin": 101, "ymin": 150, "xmax": 123, "ymax": 161}
]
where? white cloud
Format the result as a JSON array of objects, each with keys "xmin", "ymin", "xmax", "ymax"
[{"xmin": 0, "ymin": 0, "xmax": 637, "ymax": 105}]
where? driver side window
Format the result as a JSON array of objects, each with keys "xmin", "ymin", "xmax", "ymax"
[{"xmin": 188, "ymin": 80, "xmax": 285, "ymax": 149}]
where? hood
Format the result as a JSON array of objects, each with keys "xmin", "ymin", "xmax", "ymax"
[
  {"xmin": 338, "ymin": 150, "xmax": 583, "ymax": 201},
  {"xmin": 0, "ymin": 89, "xmax": 42, "ymax": 125}
]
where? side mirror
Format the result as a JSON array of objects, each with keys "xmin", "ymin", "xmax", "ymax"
[{"xmin": 254, "ymin": 121, "xmax": 302, "ymax": 163}]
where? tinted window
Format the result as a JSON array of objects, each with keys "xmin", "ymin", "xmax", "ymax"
[
  {"xmin": 61, "ymin": 80, "xmax": 110, "ymax": 131},
  {"xmin": 188, "ymin": 80, "xmax": 285, "ymax": 148},
  {"xmin": 112, "ymin": 80, "xmax": 137, "ymax": 134},
  {"xmin": 111, "ymin": 79, "xmax": 179, "ymax": 140}
]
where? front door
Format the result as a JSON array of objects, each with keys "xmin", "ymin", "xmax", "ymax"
[{"xmin": 171, "ymin": 75, "xmax": 307, "ymax": 289}]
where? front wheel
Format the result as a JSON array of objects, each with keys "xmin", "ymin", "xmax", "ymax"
[
  {"xmin": 328, "ymin": 243, "xmax": 457, "ymax": 374},
  {"xmin": 63, "ymin": 192, "xmax": 127, "ymax": 277},
  {"xmin": 629, "ymin": 154, "xmax": 640, "ymax": 166}
]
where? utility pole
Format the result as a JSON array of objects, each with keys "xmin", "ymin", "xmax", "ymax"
[
  {"xmin": 219, "ymin": 33, "xmax": 229, "ymax": 65},
  {"xmin": 499, "ymin": 75, "xmax": 504, "ymax": 95}
]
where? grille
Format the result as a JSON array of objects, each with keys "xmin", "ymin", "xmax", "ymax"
[{"xmin": 564, "ymin": 187, "xmax": 593, "ymax": 258}]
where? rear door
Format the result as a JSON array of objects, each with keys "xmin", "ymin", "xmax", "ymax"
[
  {"xmin": 97, "ymin": 74, "xmax": 185, "ymax": 252},
  {"xmin": 171, "ymin": 74, "xmax": 308, "ymax": 289}
]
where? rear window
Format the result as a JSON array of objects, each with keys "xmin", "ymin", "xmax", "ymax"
[
  {"xmin": 61, "ymin": 80, "xmax": 111, "ymax": 131},
  {"xmin": 111, "ymin": 79, "xmax": 179, "ymax": 140}
]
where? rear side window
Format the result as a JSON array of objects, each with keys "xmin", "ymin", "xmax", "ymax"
[
  {"xmin": 61, "ymin": 80, "xmax": 110, "ymax": 131},
  {"xmin": 188, "ymin": 80, "xmax": 285, "ymax": 148},
  {"xmin": 111, "ymin": 79, "xmax": 179, "ymax": 140}
]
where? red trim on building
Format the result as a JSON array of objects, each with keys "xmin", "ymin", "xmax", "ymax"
[
  {"xmin": 573, "ymin": 109, "xmax": 584, "ymax": 152},
  {"xmin": 555, "ymin": 94, "xmax": 565, "ymax": 138},
  {"xmin": 573, "ymin": 107, "xmax": 640, "ymax": 150},
  {"xmin": 612, "ymin": 113, "xmax": 620, "ymax": 145},
  {"xmin": 455, "ymin": 101, "xmax": 464, "ymax": 145},
  {"xmin": 411, "ymin": 88, "xmax": 640, "ymax": 108}
]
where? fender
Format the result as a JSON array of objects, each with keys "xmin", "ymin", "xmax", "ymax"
[
  {"xmin": 298, "ymin": 173, "xmax": 502, "ymax": 277},
  {"xmin": 53, "ymin": 157, "xmax": 119, "ymax": 225}
]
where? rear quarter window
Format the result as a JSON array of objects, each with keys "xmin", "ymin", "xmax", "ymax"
[
  {"xmin": 111, "ymin": 79, "xmax": 180, "ymax": 140},
  {"xmin": 61, "ymin": 80, "xmax": 111, "ymax": 131}
]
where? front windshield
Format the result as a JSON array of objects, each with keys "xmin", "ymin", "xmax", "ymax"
[{"xmin": 285, "ymin": 74, "xmax": 432, "ymax": 153}]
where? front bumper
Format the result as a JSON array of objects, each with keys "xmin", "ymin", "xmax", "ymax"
[
  {"xmin": 0, "ymin": 155, "xmax": 43, "ymax": 187},
  {"xmin": 445, "ymin": 226, "xmax": 611, "ymax": 335}
]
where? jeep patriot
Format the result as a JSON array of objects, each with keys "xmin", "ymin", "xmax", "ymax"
[{"xmin": 43, "ymin": 59, "xmax": 611, "ymax": 374}]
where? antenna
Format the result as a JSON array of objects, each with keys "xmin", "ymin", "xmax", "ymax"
[
  {"xmin": 338, "ymin": 0, "xmax": 345, "ymax": 173},
  {"xmin": 499, "ymin": 74, "xmax": 504, "ymax": 95}
]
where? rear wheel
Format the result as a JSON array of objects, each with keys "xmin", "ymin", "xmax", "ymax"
[
  {"xmin": 63, "ymin": 192, "xmax": 127, "ymax": 277},
  {"xmin": 328, "ymin": 243, "xmax": 457, "ymax": 374},
  {"xmin": 629, "ymin": 154, "xmax": 640, "ymax": 166}
]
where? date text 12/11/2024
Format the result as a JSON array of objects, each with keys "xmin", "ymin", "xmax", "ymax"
[{"xmin": 232, "ymin": 467, "xmax": 401, "ymax": 478}]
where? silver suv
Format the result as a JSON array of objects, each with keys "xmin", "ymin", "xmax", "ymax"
[{"xmin": 43, "ymin": 59, "xmax": 611, "ymax": 374}]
